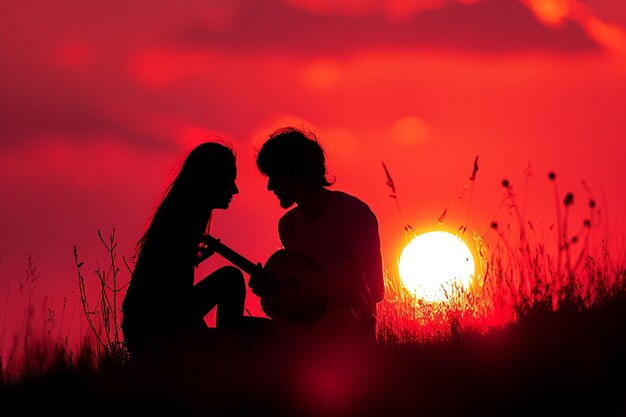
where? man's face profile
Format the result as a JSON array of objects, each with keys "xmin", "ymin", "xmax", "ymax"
[{"xmin": 267, "ymin": 173, "xmax": 296, "ymax": 209}]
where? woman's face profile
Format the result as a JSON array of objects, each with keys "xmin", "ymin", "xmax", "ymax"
[{"xmin": 209, "ymin": 160, "xmax": 238, "ymax": 210}]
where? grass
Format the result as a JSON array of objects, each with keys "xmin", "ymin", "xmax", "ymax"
[{"xmin": 2, "ymin": 166, "xmax": 626, "ymax": 416}]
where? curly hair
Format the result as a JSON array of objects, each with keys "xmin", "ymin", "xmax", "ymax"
[{"xmin": 256, "ymin": 126, "xmax": 334, "ymax": 187}]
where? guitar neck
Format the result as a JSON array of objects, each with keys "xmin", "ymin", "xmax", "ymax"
[{"xmin": 204, "ymin": 235, "xmax": 259, "ymax": 276}]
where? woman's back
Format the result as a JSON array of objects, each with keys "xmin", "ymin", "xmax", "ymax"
[{"xmin": 121, "ymin": 141, "xmax": 243, "ymax": 360}]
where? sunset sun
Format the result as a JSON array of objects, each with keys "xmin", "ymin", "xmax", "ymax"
[{"xmin": 398, "ymin": 231, "xmax": 476, "ymax": 302}]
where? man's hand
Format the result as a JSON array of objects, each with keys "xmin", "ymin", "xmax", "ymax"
[{"xmin": 248, "ymin": 264, "xmax": 273, "ymax": 297}]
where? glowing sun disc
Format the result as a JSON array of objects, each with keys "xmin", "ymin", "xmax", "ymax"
[{"xmin": 398, "ymin": 231, "xmax": 475, "ymax": 302}]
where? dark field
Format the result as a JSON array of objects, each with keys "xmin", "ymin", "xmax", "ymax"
[{"xmin": 2, "ymin": 300, "xmax": 625, "ymax": 417}]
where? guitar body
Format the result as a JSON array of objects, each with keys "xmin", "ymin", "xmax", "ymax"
[
  {"xmin": 260, "ymin": 250, "xmax": 365, "ymax": 344},
  {"xmin": 201, "ymin": 235, "xmax": 323, "ymax": 325},
  {"xmin": 258, "ymin": 249, "xmax": 324, "ymax": 325}
]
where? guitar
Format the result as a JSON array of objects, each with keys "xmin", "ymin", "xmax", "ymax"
[{"xmin": 200, "ymin": 234, "xmax": 326, "ymax": 327}]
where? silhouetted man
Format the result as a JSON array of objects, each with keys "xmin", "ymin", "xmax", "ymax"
[{"xmin": 251, "ymin": 127, "xmax": 385, "ymax": 348}]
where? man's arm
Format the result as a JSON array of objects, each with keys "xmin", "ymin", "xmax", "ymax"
[
  {"xmin": 276, "ymin": 201, "xmax": 385, "ymax": 307},
  {"xmin": 356, "ymin": 249, "xmax": 385, "ymax": 304},
  {"xmin": 296, "ymin": 249, "xmax": 384, "ymax": 308}
]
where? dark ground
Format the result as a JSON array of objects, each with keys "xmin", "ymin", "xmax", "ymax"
[{"xmin": 2, "ymin": 302, "xmax": 626, "ymax": 417}]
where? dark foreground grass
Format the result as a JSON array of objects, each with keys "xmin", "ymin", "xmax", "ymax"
[{"xmin": 2, "ymin": 299, "xmax": 625, "ymax": 417}]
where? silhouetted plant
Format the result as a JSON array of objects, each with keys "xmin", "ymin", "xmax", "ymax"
[
  {"xmin": 73, "ymin": 228, "xmax": 131, "ymax": 366},
  {"xmin": 0, "ymin": 255, "xmax": 41, "ymax": 379},
  {"xmin": 376, "ymin": 161, "xmax": 626, "ymax": 346}
]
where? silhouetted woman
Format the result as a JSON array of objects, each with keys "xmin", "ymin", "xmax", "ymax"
[{"xmin": 121, "ymin": 141, "xmax": 245, "ymax": 362}]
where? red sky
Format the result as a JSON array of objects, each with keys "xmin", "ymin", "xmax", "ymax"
[{"xmin": 1, "ymin": 0, "xmax": 626, "ymax": 351}]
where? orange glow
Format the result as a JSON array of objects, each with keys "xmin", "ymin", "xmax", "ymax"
[
  {"xmin": 586, "ymin": 17, "xmax": 626, "ymax": 53},
  {"xmin": 320, "ymin": 128, "xmax": 359, "ymax": 157},
  {"xmin": 524, "ymin": 0, "xmax": 626, "ymax": 52},
  {"xmin": 564, "ymin": 0, "xmax": 626, "ymax": 53},
  {"xmin": 390, "ymin": 116, "xmax": 430, "ymax": 145},
  {"xmin": 527, "ymin": 0, "xmax": 570, "ymax": 26},
  {"xmin": 304, "ymin": 60, "xmax": 340, "ymax": 89}
]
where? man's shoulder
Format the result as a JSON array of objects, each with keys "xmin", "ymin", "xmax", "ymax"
[
  {"xmin": 331, "ymin": 190, "xmax": 374, "ymax": 214},
  {"xmin": 279, "ymin": 206, "xmax": 301, "ymax": 227}
]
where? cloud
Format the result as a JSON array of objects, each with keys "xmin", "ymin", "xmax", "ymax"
[
  {"xmin": 0, "ymin": 0, "xmax": 619, "ymax": 154},
  {"xmin": 565, "ymin": 0, "xmax": 626, "ymax": 29},
  {"xmin": 175, "ymin": 0, "xmax": 601, "ymax": 55}
]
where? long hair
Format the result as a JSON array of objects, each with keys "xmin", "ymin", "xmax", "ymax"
[
  {"xmin": 133, "ymin": 141, "xmax": 236, "ymax": 263},
  {"xmin": 256, "ymin": 126, "xmax": 334, "ymax": 187}
]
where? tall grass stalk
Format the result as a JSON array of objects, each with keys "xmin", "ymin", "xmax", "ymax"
[
  {"xmin": 73, "ymin": 228, "xmax": 131, "ymax": 367},
  {"xmin": 0, "ymin": 255, "xmax": 41, "ymax": 378},
  {"xmin": 376, "ymin": 163, "xmax": 626, "ymax": 346},
  {"xmin": 0, "ymin": 279, "xmax": 9, "ymax": 381}
]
